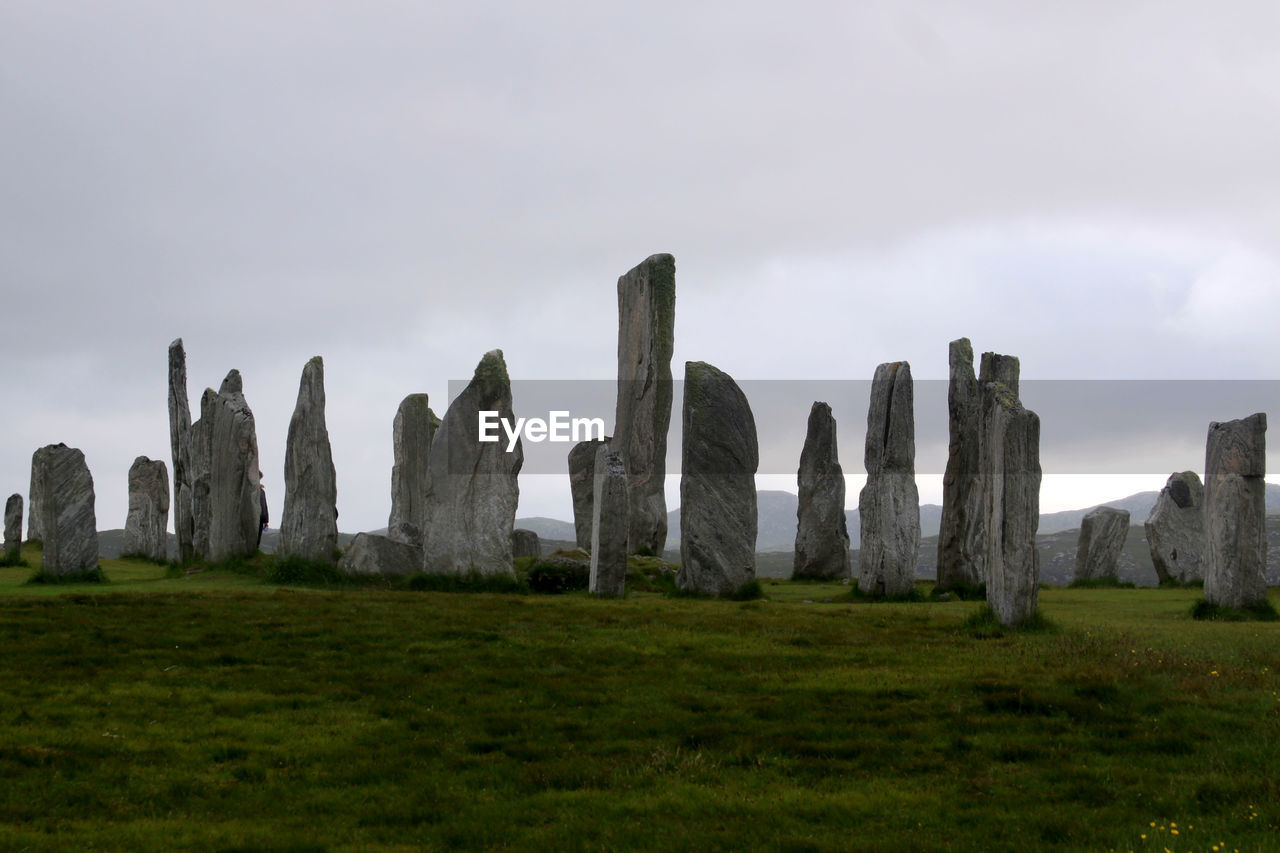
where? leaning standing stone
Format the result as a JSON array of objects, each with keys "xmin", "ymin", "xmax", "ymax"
[
  {"xmin": 937, "ymin": 338, "xmax": 983, "ymax": 591},
  {"xmin": 168, "ymin": 338, "xmax": 195, "ymax": 563},
  {"xmin": 4, "ymin": 494, "xmax": 21, "ymax": 561},
  {"xmin": 857, "ymin": 362, "xmax": 920, "ymax": 597},
  {"xmin": 1072, "ymin": 506, "xmax": 1129, "ymax": 583},
  {"xmin": 568, "ymin": 437, "xmax": 611, "ymax": 551},
  {"xmin": 388, "ymin": 394, "xmax": 439, "ymax": 545},
  {"xmin": 1145, "ymin": 471, "xmax": 1205, "ymax": 584},
  {"xmin": 281, "ymin": 357, "xmax": 339, "ymax": 562},
  {"xmin": 590, "ymin": 446, "xmax": 630, "ymax": 597},
  {"xmin": 677, "ymin": 362, "xmax": 758, "ymax": 597},
  {"xmin": 1203, "ymin": 413, "xmax": 1267, "ymax": 609},
  {"xmin": 34, "ymin": 444, "xmax": 99, "ymax": 577},
  {"xmin": 792, "ymin": 401, "xmax": 850, "ymax": 580},
  {"xmin": 980, "ymin": 382, "xmax": 1041, "ymax": 626},
  {"xmin": 122, "ymin": 456, "xmax": 170, "ymax": 561}
]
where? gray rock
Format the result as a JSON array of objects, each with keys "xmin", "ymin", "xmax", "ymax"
[
  {"xmin": 388, "ymin": 394, "xmax": 440, "ymax": 545},
  {"xmin": 1203, "ymin": 413, "xmax": 1268, "ymax": 609},
  {"xmin": 937, "ymin": 338, "xmax": 983, "ymax": 591},
  {"xmin": 168, "ymin": 339, "xmax": 195, "ymax": 563},
  {"xmin": 590, "ymin": 446, "xmax": 630, "ymax": 597},
  {"xmin": 421, "ymin": 350, "xmax": 523, "ymax": 576},
  {"xmin": 34, "ymin": 444, "xmax": 99, "ymax": 577},
  {"xmin": 1072, "ymin": 506, "xmax": 1130, "ymax": 582},
  {"xmin": 614, "ymin": 253, "xmax": 676, "ymax": 555},
  {"xmin": 27, "ymin": 446, "xmax": 49, "ymax": 543},
  {"xmin": 568, "ymin": 437, "xmax": 611, "ymax": 551},
  {"xmin": 979, "ymin": 351, "xmax": 1020, "ymax": 398},
  {"xmin": 190, "ymin": 371, "xmax": 262, "ymax": 562},
  {"xmin": 189, "ymin": 389, "xmax": 216, "ymax": 558},
  {"xmin": 677, "ymin": 362, "xmax": 758, "ymax": 597},
  {"xmin": 338, "ymin": 532, "xmax": 422, "ymax": 576},
  {"xmin": 792, "ymin": 401, "xmax": 850, "ymax": 580},
  {"xmin": 857, "ymin": 362, "xmax": 920, "ymax": 597},
  {"xmin": 1145, "ymin": 471, "xmax": 1206, "ymax": 584},
  {"xmin": 511, "ymin": 528, "xmax": 541, "ymax": 559},
  {"xmin": 122, "ymin": 456, "xmax": 170, "ymax": 561},
  {"xmin": 281, "ymin": 357, "xmax": 339, "ymax": 562},
  {"xmin": 980, "ymin": 381, "xmax": 1041, "ymax": 627},
  {"xmin": 388, "ymin": 521, "xmax": 423, "ymax": 549},
  {"xmin": 4, "ymin": 493, "xmax": 21, "ymax": 561}
]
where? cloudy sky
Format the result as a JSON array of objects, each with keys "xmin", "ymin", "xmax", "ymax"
[{"xmin": 3, "ymin": 1, "xmax": 1278, "ymax": 535}]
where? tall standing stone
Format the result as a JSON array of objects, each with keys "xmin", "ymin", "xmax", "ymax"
[
  {"xmin": 937, "ymin": 338, "xmax": 982, "ymax": 591},
  {"xmin": 27, "ymin": 446, "xmax": 49, "ymax": 543},
  {"xmin": 388, "ymin": 393, "xmax": 439, "ymax": 546},
  {"xmin": 190, "ymin": 371, "xmax": 261, "ymax": 562},
  {"xmin": 4, "ymin": 494, "xmax": 21, "ymax": 562},
  {"xmin": 792, "ymin": 401, "xmax": 850, "ymax": 580},
  {"xmin": 34, "ymin": 444, "xmax": 99, "ymax": 577},
  {"xmin": 1203, "ymin": 413, "xmax": 1267, "ymax": 609},
  {"xmin": 568, "ymin": 437, "xmax": 611, "ymax": 551},
  {"xmin": 168, "ymin": 339, "xmax": 195, "ymax": 563},
  {"xmin": 590, "ymin": 446, "xmax": 630, "ymax": 597},
  {"xmin": 1145, "ymin": 471, "xmax": 1206, "ymax": 584},
  {"xmin": 281, "ymin": 357, "xmax": 339, "ymax": 562},
  {"xmin": 677, "ymin": 362, "xmax": 758, "ymax": 597},
  {"xmin": 122, "ymin": 456, "xmax": 170, "ymax": 561},
  {"xmin": 614, "ymin": 253, "xmax": 676, "ymax": 555},
  {"xmin": 857, "ymin": 362, "xmax": 920, "ymax": 597},
  {"xmin": 981, "ymin": 381, "xmax": 1041, "ymax": 627},
  {"xmin": 1072, "ymin": 506, "xmax": 1129, "ymax": 583},
  {"xmin": 421, "ymin": 350, "xmax": 523, "ymax": 576},
  {"xmin": 190, "ymin": 389, "xmax": 216, "ymax": 558}
]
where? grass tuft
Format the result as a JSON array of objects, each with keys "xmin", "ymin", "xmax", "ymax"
[
  {"xmin": 264, "ymin": 555, "xmax": 346, "ymax": 587},
  {"xmin": 0, "ymin": 553, "xmax": 30, "ymax": 568},
  {"xmin": 1068, "ymin": 576, "xmax": 1137, "ymax": 589},
  {"xmin": 1190, "ymin": 598, "xmax": 1280, "ymax": 622},
  {"xmin": 930, "ymin": 581, "xmax": 985, "ymax": 601},
  {"xmin": 844, "ymin": 584, "xmax": 927, "ymax": 604},
  {"xmin": 962, "ymin": 605, "xmax": 1058, "ymax": 637},
  {"xmin": 406, "ymin": 570, "xmax": 528, "ymax": 594},
  {"xmin": 26, "ymin": 566, "xmax": 107, "ymax": 585}
]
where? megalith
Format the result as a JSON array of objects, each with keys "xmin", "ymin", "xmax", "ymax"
[
  {"xmin": 857, "ymin": 362, "xmax": 920, "ymax": 598},
  {"xmin": 1203, "ymin": 413, "xmax": 1267, "ymax": 609},
  {"xmin": 677, "ymin": 362, "xmax": 758, "ymax": 597},
  {"xmin": 792, "ymin": 401, "xmax": 850, "ymax": 581},
  {"xmin": 614, "ymin": 253, "xmax": 676, "ymax": 555},
  {"xmin": 27, "ymin": 446, "xmax": 49, "ymax": 543},
  {"xmin": 122, "ymin": 456, "xmax": 170, "ymax": 562},
  {"xmin": 4, "ymin": 494, "xmax": 21, "ymax": 562},
  {"xmin": 1072, "ymin": 506, "xmax": 1129, "ymax": 583},
  {"xmin": 34, "ymin": 444, "xmax": 99, "ymax": 577},
  {"xmin": 980, "ymin": 381, "xmax": 1041, "ymax": 627},
  {"xmin": 421, "ymin": 350, "xmax": 523, "ymax": 576},
  {"xmin": 1145, "ymin": 471, "xmax": 1205, "ymax": 585},
  {"xmin": 281, "ymin": 357, "xmax": 339, "ymax": 562},
  {"xmin": 190, "ymin": 371, "xmax": 262, "ymax": 562},
  {"xmin": 511, "ymin": 528, "xmax": 541, "ymax": 559},
  {"xmin": 937, "ymin": 338, "xmax": 983, "ymax": 591},
  {"xmin": 388, "ymin": 393, "xmax": 439, "ymax": 545},
  {"xmin": 568, "ymin": 437, "xmax": 611, "ymax": 551},
  {"xmin": 590, "ymin": 446, "xmax": 630, "ymax": 597},
  {"xmin": 168, "ymin": 338, "xmax": 195, "ymax": 563}
]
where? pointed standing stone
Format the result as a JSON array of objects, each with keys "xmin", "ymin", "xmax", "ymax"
[
  {"xmin": 981, "ymin": 381, "xmax": 1041, "ymax": 627},
  {"xmin": 122, "ymin": 456, "xmax": 170, "ymax": 562},
  {"xmin": 614, "ymin": 253, "xmax": 676, "ymax": 555},
  {"xmin": 27, "ymin": 446, "xmax": 49, "ymax": 543},
  {"xmin": 1203, "ymin": 413, "xmax": 1267, "ymax": 609},
  {"xmin": 388, "ymin": 393, "xmax": 439, "ymax": 546},
  {"xmin": 857, "ymin": 362, "xmax": 920, "ymax": 598},
  {"xmin": 168, "ymin": 339, "xmax": 195, "ymax": 563},
  {"xmin": 937, "ymin": 338, "xmax": 983, "ymax": 591},
  {"xmin": 792, "ymin": 402, "xmax": 850, "ymax": 580},
  {"xmin": 34, "ymin": 444, "xmax": 99, "ymax": 577},
  {"xmin": 677, "ymin": 362, "xmax": 758, "ymax": 597},
  {"xmin": 190, "ymin": 371, "xmax": 262, "ymax": 562},
  {"xmin": 281, "ymin": 357, "xmax": 339, "ymax": 562},
  {"xmin": 590, "ymin": 446, "xmax": 630, "ymax": 597},
  {"xmin": 1072, "ymin": 506, "xmax": 1129, "ymax": 583},
  {"xmin": 4, "ymin": 494, "xmax": 21, "ymax": 562},
  {"xmin": 568, "ymin": 437, "xmax": 611, "ymax": 550},
  {"xmin": 1145, "ymin": 471, "xmax": 1205, "ymax": 585}
]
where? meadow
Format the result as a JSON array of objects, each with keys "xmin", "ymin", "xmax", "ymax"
[{"xmin": 0, "ymin": 549, "xmax": 1277, "ymax": 851}]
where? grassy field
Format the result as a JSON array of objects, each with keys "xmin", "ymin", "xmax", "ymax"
[{"xmin": 1, "ymin": 550, "xmax": 1277, "ymax": 851}]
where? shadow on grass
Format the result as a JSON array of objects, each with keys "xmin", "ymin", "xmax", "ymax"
[
  {"xmin": 666, "ymin": 578, "xmax": 764, "ymax": 601},
  {"xmin": 1190, "ymin": 598, "xmax": 1280, "ymax": 622},
  {"xmin": 26, "ymin": 566, "xmax": 107, "ymax": 585},
  {"xmin": 1068, "ymin": 577, "xmax": 1137, "ymax": 590},
  {"xmin": 962, "ymin": 606, "xmax": 1058, "ymax": 639}
]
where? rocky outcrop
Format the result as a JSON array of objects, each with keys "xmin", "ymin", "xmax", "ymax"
[
  {"xmin": 792, "ymin": 402, "xmax": 850, "ymax": 580},
  {"xmin": 1203, "ymin": 413, "xmax": 1267, "ymax": 609},
  {"xmin": 614, "ymin": 253, "xmax": 676, "ymax": 555},
  {"xmin": 980, "ymin": 381, "xmax": 1041, "ymax": 627},
  {"xmin": 511, "ymin": 528, "xmax": 541, "ymax": 559},
  {"xmin": 281, "ymin": 357, "xmax": 339, "ymax": 562},
  {"xmin": 122, "ymin": 456, "xmax": 170, "ymax": 561},
  {"xmin": 34, "ymin": 444, "xmax": 99, "ymax": 577},
  {"xmin": 590, "ymin": 446, "xmax": 630, "ymax": 597},
  {"xmin": 4, "ymin": 493, "xmax": 21, "ymax": 561},
  {"xmin": 857, "ymin": 362, "xmax": 920, "ymax": 597},
  {"xmin": 677, "ymin": 362, "xmax": 758, "ymax": 597},
  {"xmin": 388, "ymin": 394, "xmax": 439, "ymax": 545},
  {"xmin": 421, "ymin": 350, "xmax": 523, "ymax": 576},
  {"xmin": 190, "ymin": 371, "xmax": 262, "ymax": 562},
  {"xmin": 168, "ymin": 339, "xmax": 195, "ymax": 563},
  {"xmin": 937, "ymin": 338, "xmax": 982, "ymax": 591},
  {"xmin": 338, "ymin": 532, "xmax": 422, "ymax": 576},
  {"xmin": 568, "ymin": 437, "xmax": 611, "ymax": 551},
  {"xmin": 1072, "ymin": 506, "xmax": 1129, "ymax": 582},
  {"xmin": 1145, "ymin": 471, "xmax": 1205, "ymax": 584},
  {"xmin": 27, "ymin": 446, "xmax": 49, "ymax": 543}
]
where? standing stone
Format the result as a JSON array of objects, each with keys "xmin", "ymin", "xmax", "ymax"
[
  {"xmin": 27, "ymin": 446, "xmax": 49, "ymax": 543},
  {"xmin": 34, "ymin": 444, "xmax": 99, "ymax": 577},
  {"xmin": 4, "ymin": 494, "xmax": 21, "ymax": 562},
  {"xmin": 168, "ymin": 339, "xmax": 195, "ymax": 563},
  {"xmin": 511, "ymin": 528, "xmax": 541, "ymax": 559},
  {"xmin": 189, "ymin": 389, "xmax": 216, "ymax": 558},
  {"xmin": 937, "ymin": 338, "xmax": 982, "ymax": 591},
  {"xmin": 1072, "ymin": 506, "xmax": 1130, "ymax": 583},
  {"xmin": 281, "ymin": 357, "xmax": 339, "ymax": 562},
  {"xmin": 792, "ymin": 402, "xmax": 850, "ymax": 580},
  {"xmin": 677, "ymin": 362, "xmax": 758, "ymax": 597},
  {"xmin": 614, "ymin": 253, "xmax": 676, "ymax": 555},
  {"xmin": 388, "ymin": 394, "xmax": 440, "ymax": 545},
  {"xmin": 568, "ymin": 437, "xmax": 611, "ymax": 551},
  {"xmin": 857, "ymin": 362, "xmax": 920, "ymax": 598},
  {"xmin": 981, "ymin": 381, "xmax": 1041, "ymax": 627},
  {"xmin": 1203, "ymin": 413, "xmax": 1267, "ymax": 609},
  {"xmin": 1145, "ymin": 471, "xmax": 1206, "ymax": 584},
  {"xmin": 190, "ymin": 371, "xmax": 262, "ymax": 562},
  {"xmin": 421, "ymin": 350, "xmax": 523, "ymax": 576},
  {"xmin": 590, "ymin": 446, "xmax": 630, "ymax": 597},
  {"xmin": 122, "ymin": 456, "xmax": 170, "ymax": 561}
]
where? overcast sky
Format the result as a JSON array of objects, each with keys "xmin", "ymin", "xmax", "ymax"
[{"xmin": 3, "ymin": 1, "xmax": 1278, "ymax": 535}]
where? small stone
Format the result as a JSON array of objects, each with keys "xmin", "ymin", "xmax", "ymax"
[
  {"xmin": 281, "ymin": 357, "xmax": 339, "ymax": 562},
  {"xmin": 122, "ymin": 456, "xmax": 170, "ymax": 562},
  {"xmin": 338, "ymin": 532, "xmax": 422, "ymax": 576},
  {"xmin": 1203, "ymin": 413, "xmax": 1267, "ymax": 609},
  {"xmin": 857, "ymin": 362, "xmax": 920, "ymax": 598},
  {"xmin": 568, "ymin": 437, "xmax": 611, "ymax": 551},
  {"xmin": 33, "ymin": 443, "xmax": 99, "ymax": 577},
  {"xmin": 511, "ymin": 528, "xmax": 541, "ymax": 560},
  {"xmin": 1145, "ymin": 471, "xmax": 1205, "ymax": 584},
  {"xmin": 792, "ymin": 402, "xmax": 850, "ymax": 581},
  {"xmin": 1072, "ymin": 506, "xmax": 1130, "ymax": 582},
  {"xmin": 590, "ymin": 446, "xmax": 629, "ymax": 597}
]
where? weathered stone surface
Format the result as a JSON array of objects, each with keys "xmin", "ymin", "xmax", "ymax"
[
  {"xmin": 122, "ymin": 456, "xmax": 170, "ymax": 561},
  {"xmin": 979, "ymin": 351, "xmax": 1020, "ymax": 397},
  {"xmin": 190, "ymin": 371, "xmax": 262, "ymax": 562},
  {"xmin": 1145, "ymin": 471, "xmax": 1206, "ymax": 584},
  {"xmin": 388, "ymin": 394, "xmax": 440, "ymax": 545},
  {"xmin": 338, "ymin": 532, "xmax": 422, "ymax": 576},
  {"xmin": 421, "ymin": 350, "xmax": 523, "ymax": 576},
  {"xmin": 1072, "ymin": 506, "xmax": 1130, "ymax": 582},
  {"xmin": 614, "ymin": 253, "xmax": 676, "ymax": 555},
  {"xmin": 857, "ymin": 362, "xmax": 920, "ymax": 597},
  {"xmin": 189, "ymin": 389, "xmax": 216, "ymax": 558},
  {"xmin": 937, "ymin": 338, "xmax": 983, "ymax": 590},
  {"xmin": 168, "ymin": 339, "xmax": 195, "ymax": 563},
  {"xmin": 568, "ymin": 437, "xmax": 611, "ymax": 551},
  {"xmin": 511, "ymin": 528, "xmax": 541, "ymax": 559},
  {"xmin": 281, "ymin": 357, "xmax": 338, "ymax": 562},
  {"xmin": 34, "ymin": 444, "xmax": 99, "ymax": 577},
  {"xmin": 1204, "ymin": 413, "xmax": 1267, "ymax": 609},
  {"xmin": 677, "ymin": 362, "xmax": 758, "ymax": 597},
  {"xmin": 590, "ymin": 446, "xmax": 630, "ymax": 597},
  {"xmin": 27, "ymin": 446, "xmax": 49, "ymax": 543},
  {"xmin": 981, "ymin": 381, "xmax": 1041, "ymax": 627},
  {"xmin": 792, "ymin": 401, "xmax": 850, "ymax": 581},
  {"xmin": 4, "ymin": 493, "xmax": 21, "ymax": 561}
]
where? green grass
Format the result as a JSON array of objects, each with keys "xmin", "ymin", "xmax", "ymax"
[{"xmin": 0, "ymin": 550, "xmax": 1277, "ymax": 850}]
